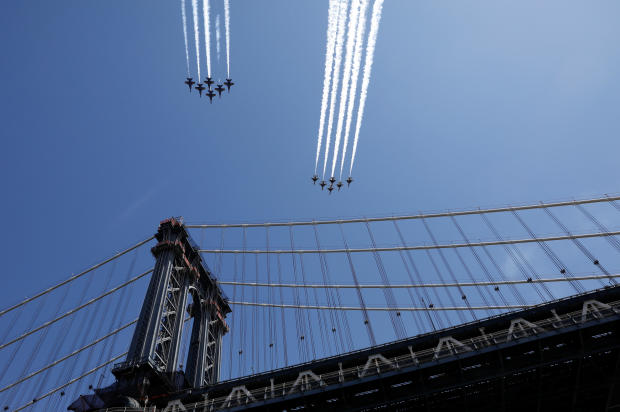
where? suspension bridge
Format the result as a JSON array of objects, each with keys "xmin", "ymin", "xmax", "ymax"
[{"xmin": 2, "ymin": 194, "xmax": 620, "ymax": 411}]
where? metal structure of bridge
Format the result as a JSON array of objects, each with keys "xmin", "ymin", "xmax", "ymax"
[{"xmin": 1, "ymin": 194, "xmax": 620, "ymax": 411}]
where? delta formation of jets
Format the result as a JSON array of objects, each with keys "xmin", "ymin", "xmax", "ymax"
[
  {"xmin": 184, "ymin": 77, "xmax": 235, "ymax": 103},
  {"xmin": 311, "ymin": 175, "xmax": 353, "ymax": 194}
]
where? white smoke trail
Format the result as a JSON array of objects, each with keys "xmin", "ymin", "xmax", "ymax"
[
  {"xmin": 313, "ymin": 0, "xmax": 339, "ymax": 175},
  {"xmin": 181, "ymin": 0, "xmax": 190, "ymax": 77},
  {"xmin": 216, "ymin": 14, "xmax": 221, "ymax": 63},
  {"xmin": 349, "ymin": 0, "xmax": 384, "ymax": 177},
  {"xmin": 339, "ymin": 0, "xmax": 369, "ymax": 179},
  {"xmin": 224, "ymin": 0, "xmax": 231, "ymax": 78},
  {"xmin": 322, "ymin": 0, "xmax": 349, "ymax": 179},
  {"xmin": 202, "ymin": 0, "xmax": 212, "ymax": 79},
  {"xmin": 330, "ymin": 0, "xmax": 360, "ymax": 179},
  {"xmin": 191, "ymin": 0, "xmax": 201, "ymax": 81}
]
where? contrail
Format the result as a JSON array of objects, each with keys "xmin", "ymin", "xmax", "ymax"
[
  {"xmin": 330, "ymin": 0, "xmax": 361, "ymax": 179},
  {"xmin": 216, "ymin": 14, "xmax": 221, "ymax": 63},
  {"xmin": 339, "ymin": 0, "xmax": 369, "ymax": 179},
  {"xmin": 224, "ymin": 0, "xmax": 231, "ymax": 78},
  {"xmin": 349, "ymin": 0, "xmax": 384, "ymax": 177},
  {"xmin": 313, "ymin": 0, "xmax": 340, "ymax": 175},
  {"xmin": 202, "ymin": 0, "xmax": 212, "ymax": 79},
  {"xmin": 322, "ymin": 0, "xmax": 349, "ymax": 179},
  {"xmin": 191, "ymin": 0, "xmax": 201, "ymax": 81},
  {"xmin": 181, "ymin": 0, "xmax": 190, "ymax": 77},
  {"xmin": 314, "ymin": 0, "xmax": 340, "ymax": 174}
]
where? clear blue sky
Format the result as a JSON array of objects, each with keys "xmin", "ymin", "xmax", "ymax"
[{"xmin": 1, "ymin": 0, "xmax": 620, "ymax": 409}]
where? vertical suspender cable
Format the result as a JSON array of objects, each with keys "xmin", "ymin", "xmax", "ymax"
[
  {"xmin": 275, "ymin": 254, "xmax": 289, "ymax": 367},
  {"xmin": 511, "ymin": 209, "xmax": 584, "ymax": 294},
  {"xmin": 421, "ymin": 218, "xmax": 477, "ymax": 322},
  {"xmin": 392, "ymin": 220, "xmax": 447, "ymax": 329},
  {"xmin": 542, "ymin": 206, "xmax": 614, "ymax": 286},
  {"xmin": 338, "ymin": 224, "xmax": 377, "ymax": 346},
  {"xmin": 364, "ymin": 219, "xmax": 407, "ymax": 340}
]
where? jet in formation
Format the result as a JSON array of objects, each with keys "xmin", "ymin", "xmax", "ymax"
[
  {"xmin": 206, "ymin": 90, "xmax": 216, "ymax": 103},
  {"xmin": 312, "ymin": 175, "xmax": 353, "ymax": 194},
  {"xmin": 195, "ymin": 83, "xmax": 206, "ymax": 97},
  {"xmin": 185, "ymin": 77, "xmax": 235, "ymax": 103},
  {"xmin": 184, "ymin": 78, "xmax": 195, "ymax": 92},
  {"xmin": 215, "ymin": 84, "xmax": 225, "ymax": 97}
]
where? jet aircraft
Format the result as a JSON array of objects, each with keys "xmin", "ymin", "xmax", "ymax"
[
  {"xmin": 195, "ymin": 83, "xmax": 206, "ymax": 97},
  {"xmin": 224, "ymin": 78, "xmax": 234, "ymax": 92},
  {"xmin": 205, "ymin": 77, "xmax": 215, "ymax": 89},
  {"xmin": 312, "ymin": 175, "xmax": 318, "ymax": 184},
  {"xmin": 328, "ymin": 185, "xmax": 334, "ymax": 194},
  {"xmin": 206, "ymin": 90, "xmax": 216, "ymax": 103},
  {"xmin": 184, "ymin": 78, "xmax": 195, "ymax": 92},
  {"xmin": 337, "ymin": 181, "xmax": 343, "ymax": 191},
  {"xmin": 346, "ymin": 177, "xmax": 353, "ymax": 186},
  {"xmin": 320, "ymin": 181, "xmax": 326, "ymax": 190},
  {"xmin": 215, "ymin": 84, "xmax": 225, "ymax": 97},
  {"xmin": 329, "ymin": 176, "xmax": 336, "ymax": 185}
]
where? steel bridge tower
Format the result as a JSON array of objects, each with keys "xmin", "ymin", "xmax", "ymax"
[{"xmin": 71, "ymin": 218, "xmax": 230, "ymax": 409}]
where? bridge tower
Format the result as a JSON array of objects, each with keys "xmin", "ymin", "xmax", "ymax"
[{"xmin": 70, "ymin": 218, "xmax": 230, "ymax": 410}]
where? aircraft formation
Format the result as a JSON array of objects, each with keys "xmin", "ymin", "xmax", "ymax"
[
  {"xmin": 311, "ymin": 174, "xmax": 354, "ymax": 194},
  {"xmin": 181, "ymin": 0, "xmax": 234, "ymax": 104},
  {"xmin": 184, "ymin": 76, "xmax": 234, "ymax": 103},
  {"xmin": 312, "ymin": 0, "xmax": 385, "ymax": 193}
]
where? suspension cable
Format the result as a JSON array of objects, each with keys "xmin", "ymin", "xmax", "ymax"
[
  {"xmin": 365, "ymin": 219, "xmax": 407, "ymax": 339},
  {"xmin": 12, "ymin": 352, "xmax": 126, "ymax": 412},
  {"xmin": 186, "ymin": 195, "xmax": 620, "ymax": 228},
  {"xmin": 392, "ymin": 220, "xmax": 447, "ymax": 329},
  {"xmin": 0, "ymin": 236, "xmax": 154, "ymax": 318},
  {"xmin": 338, "ymin": 223, "xmax": 377, "ymax": 346},
  {"xmin": 542, "ymin": 205, "xmax": 615, "ymax": 286},
  {"xmin": 0, "ymin": 268, "xmax": 153, "ymax": 351},
  {"xmin": 0, "ymin": 319, "xmax": 137, "ymax": 394},
  {"xmin": 218, "ymin": 273, "xmax": 620, "ymax": 288},
  {"xmin": 228, "ymin": 302, "xmax": 533, "ymax": 311},
  {"xmin": 479, "ymin": 212, "xmax": 554, "ymax": 302},
  {"xmin": 199, "ymin": 230, "xmax": 620, "ymax": 254}
]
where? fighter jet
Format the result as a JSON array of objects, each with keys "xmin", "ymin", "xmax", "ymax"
[
  {"xmin": 329, "ymin": 176, "xmax": 336, "ymax": 185},
  {"xmin": 195, "ymin": 83, "xmax": 206, "ymax": 97},
  {"xmin": 346, "ymin": 177, "xmax": 353, "ymax": 187},
  {"xmin": 206, "ymin": 89, "xmax": 216, "ymax": 103},
  {"xmin": 336, "ymin": 181, "xmax": 343, "ymax": 191},
  {"xmin": 224, "ymin": 78, "xmax": 234, "ymax": 92},
  {"xmin": 184, "ymin": 78, "xmax": 195, "ymax": 92},
  {"xmin": 311, "ymin": 175, "xmax": 318, "ymax": 184},
  {"xmin": 320, "ymin": 181, "xmax": 326, "ymax": 190},
  {"xmin": 328, "ymin": 185, "xmax": 334, "ymax": 194},
  {"xmin": 205, "ymin": 77, "xmax": 215, "ymax": 89},
  {"xmin": 215, "ymin": 84, "xmax": 225, "ymax": 97}
]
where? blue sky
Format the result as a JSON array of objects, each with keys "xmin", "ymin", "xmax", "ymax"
[{"xmin": 1, "ymin": 0, "xmax": 620, "ymax": 409}]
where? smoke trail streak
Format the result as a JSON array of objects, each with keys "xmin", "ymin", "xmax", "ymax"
[
  {"xmin": 349, "ymin": 0, "xmax": 384, "ymax": 176},
  {"xmin": 191, "ymin": 0, "xmax": 201, "ymax": 81},
  {"xmin": 322, "ymin": 0, "xmax": 349, "ymax": 179},
  {"xmin": 339, "ymin": 0, "xmax": 369, "ymax": 179},
  {"xmin": 224, "ymin": 0, "xmax": 231, "ymax": 78},
  {"xmin": 216, "ymin": 14, "xmax": 221, "ymax": 63},
  {"xmin": 330, "ymin": 0, "xmax": 361, "ymax": 179},
  {"xmin": 181, "ymin": 0, "xmax": 190, "ymax": 76},
  {"xmin": 313, "ymin": 0, "xmax": 340, "ymax": 175},
  {"xmin": 202, "ymin": 0, "xmax": 212, "ymax": 79}
]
